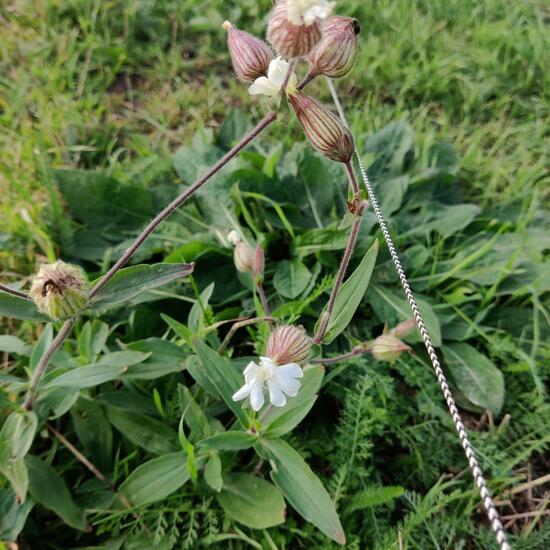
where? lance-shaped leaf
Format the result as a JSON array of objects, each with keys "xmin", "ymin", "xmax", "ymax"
[
  {"xmin": 217, "ymin": 473, "xmax": 286, "ymax": 529},
  {"xmin": 0, "ymin": 292, "xmax": 48, "ymax": 322},
  {"xmin": 316, "ymin": 240, "xmax": 378, "ymax": 344},
  {"xmin": 26, "ymin": 455, "xmax": 87, "ymax": 531},
  {"xmin": 91, "ymin": 263, "xmax": 194, "ymax": 310},
  {"xmin": 120, "ymin": 452, "xmax": 204, "ymax": 506},
  {"xmin": 192, "ymin": 339, "xmax": 249, "ymax": 427},
  {"xmin": 257, "ymin": 438, "xmax": 345, "ymax": 545}
]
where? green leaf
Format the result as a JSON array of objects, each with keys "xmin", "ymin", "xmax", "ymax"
[
  {"xmin": 91, "ymin": 263, "xmax": 194, "ymax": 310},
  {"xmin": 0, "ymin": 335, "xmax": 30, "ymax": 355},
  {"xmin": 217, "ymin": 473, "xmax": 286, "ymax": 529},
  {"xmin": 204, "ymin": 453, "xmax": 223, "ymax": 492},
  {"xmin": 198, "ymin": 432, "xmax": 258, "ymax": 452},
  {"xmin": 371, "ymin": 285, "xmax": 442, "ymax": 347},
  {"xmin": 45, "ymin": 364, "xmax": 127, "ymax": 389},
  {"xmin": 107, "ymin": 409, "xmax": 179, "ymax": 455},
  {"xmin": 319, "ymin": 240, "xmax": 379, "ymax": 344},
  {"xmin": 26, "ymin": 455, "xmax": 87, "ymax": 530},
  {"xmin": 0, "ymin": 488, "xmax": 34, "ymax": 541},
  {"xmin": 365, "ymin": 121, "xmax": 414, "ymax": 177},
  {"xmin": 0, "ymin": 411, "xmax": 38, "ymax": 460},
  {"xmin": 192, "ymin": 339, "xmax": 249, "ymax": 427},
  {"xmin": 273, "ymin": 260, "xmax": 312, "ymax": 299},
  {"xmin": 262, "ymin": 397, "xmax": 317, "ymax": 438},
  {"xmin": 257, "ymin": 439, "xmax": 345, "ymax": 544},
  {"xmin": 0, "ymin": 292, "xmax": 47, "ymax": 321},
  {"xmin": 178, "ymin": 385, "xmax": 210, "ymax": 439},
  {"xmin": 120, "ymin": 452, "xmax": 201, "ymax": 506},
  {"xmin": 261, "ymin": 365, "xmax": 324, "ymax": 427},
  {"xmin": 442, "ymin": 343, "xmax": 505, "ymax": 415},
  {"xmin": 71, "ymin": 399, "xmax": 112, "ymax": 472},
  {"xmin": 347, "ymin": 485, "xmax": 404, "ymax": 512},
  {"xmin": 0, "ymin": 440, "xmax": 28, "ymax": 502}
]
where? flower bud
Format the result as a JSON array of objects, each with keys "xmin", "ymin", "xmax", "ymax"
[
  {"xmin": 267, "ymin": 325, "xmax": 311, "ymax": 365},
  {"xmin": 288, "ymin": 92, "xmax": 354, "ymax": 163},
  {"xmin": 370, "ymin": 334, "xmax": 411, "ymax": 363},
  {"xmin": 29, "ymin": 260, "xmax": 88, "ymax": 320},
  {"xmin": 267, "ymin": 1, "xmax": 324, "ymax": 58},
  {"xmin": 228, "ymin": 231, "xmax": 265, "ymax": 279},
  {"xmin": 223, "ymin": 21, "xmax": 273, "ymax": 81},
  {"xmin": 390, "ymin": 318, "xmax": 415, "ymax": 339},
  {"xmin": 308, "ymin": 16, "xmax": 360, "ymax": 78}
]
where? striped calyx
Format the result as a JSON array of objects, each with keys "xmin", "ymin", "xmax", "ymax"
[
  {"xmin": 224, "ymin": 21, "xmax": 273, "ymax": 81},
  {"xmin": 288, "ymin": 92, "xmax": 354, "ymax": 163},
  {"xmin": 308, "ymin": 16, "xmax": 360, "ymax": 78},
  {"xmin": 30, "ymin": 260, "xmax": 88, "ymax": 320},
  {"xmin": 267, "ymin": 1, "xmax": 322, "ymax": 58},
  {"xmin": 266, "ymin": 325, "xmax": 311, "ymax": 365}
]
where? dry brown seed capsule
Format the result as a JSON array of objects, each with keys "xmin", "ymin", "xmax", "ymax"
[
  {"xmin": 223, "ymin": 21, "xmax": 273, "ymax": 81},
  {"xmin": 288, "ymin": 92, "xmax": 354, "ymax": 163},
  {"xmin": 29, "ymin": 260, "xmax": 88, "ymax": 320},
  {"xmin": 266, "ymin": 325, "xmax": 311, "ymax": 365},
  {"xmin": 308, "ymin": 16, "xmax": 361, "ymax": 78},
  {"xmin": 267, "ymin": 1, "xmax": 323, "ymax": 58}
]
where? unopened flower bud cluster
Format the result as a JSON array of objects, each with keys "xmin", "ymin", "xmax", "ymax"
[{"xmin": 224, "ymin": 0, "xmax": 360, "ymax": 165}]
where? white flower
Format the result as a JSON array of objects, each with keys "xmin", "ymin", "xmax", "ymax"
[
  {"xmin": 232, "ymin": 356, "xmax": 303, "ymax": 411},
  {"xmin": 287, "ymin": 0, "xmax": 335, "ymax": 26},
  {"xmin": 248, "ymin": 57, "xmax": 298, "ymax": 97},
  {"xmin": 227, "ymin": 230, "xmax": 242, "ymax": 244}
]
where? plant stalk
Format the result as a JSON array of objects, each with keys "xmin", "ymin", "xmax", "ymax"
[
  {"xmin": 0, "ymin": 284, "xmax": 29, "ymax": 299},
  {"xmin": 313, "ymin": 163, "xmax": 364, "ymax": 344},
  {"xmin": 23, "ymin": 319, "xmax": 76, "ymax": 410},
  {"xmin": 90, "ymin": 110, "xmax": 278, "ymax": 299},
  {"xmin": 22, "ymin": 111, "xmax": 279, "ymax": 409}
]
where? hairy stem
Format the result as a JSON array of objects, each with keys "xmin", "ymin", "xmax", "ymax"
[
  {"xmin": 218, "ymin": 316, "xmax": 276, "ymax": 354},
  {"xmin": 314, "ymin": 163, "xmax": 364, "ymax": 344},
  {"xmin": 256, "ymin": 282, "xmax": 272, "ymax": 328},
  {"xmin": 22, "ymin": 111, "xmax": 279, "ymax": 409},
  {"xmin": 311, "ymin": 346, "xmax": 367, "ymax": 364},
  {"xmin": 90, "ymin": 111, "xmax": 278, "ymax": 299},
  {"xmin": 0, "ymin": 283, "xmax": 29, "ymax": 299},
  {"xmin": 23, "ymin": 319, "xmax": 76, "ymax": 410}
]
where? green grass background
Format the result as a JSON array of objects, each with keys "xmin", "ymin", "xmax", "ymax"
[{"xmin": 0, "ymin": 0, "xmax": 549, "ymax": 548}]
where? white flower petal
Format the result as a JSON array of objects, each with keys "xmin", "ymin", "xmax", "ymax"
[
  {"xmin": 248, "ymin": 77, "xmax": 279, "ymax": 96},
  {"xmin": 277, "ymin": 362, "xmax": 303, "ymax": 379},
  {"xmin": 243, "ymin": 361, "xmax": 261, "ymax": 382},
  {"xmin": 232, "ymin": 383, "xmax": 252, "ymax": 402},
  {"xmin": 267, "ymin": 57, "xmax": 290, "ymax": 87},
  {"xmin": 267, "ymin": 378, "xmax": 287, "ymax": 407},
  {"xmin": 250, "ymin": 382, "xmax": 265, "ymax": 411},
  {"xmin": 277, "ymin": 375, "xmax": 301, "ymax": 397}
]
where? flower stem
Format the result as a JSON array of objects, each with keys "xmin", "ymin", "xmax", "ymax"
[
  {"xmin": 313, "ymin": 163, "xmax": 365, "ymax": 344},
  {"xmin": 89, "ymin": 110, "xmax": 278, "ymax": 299},
  {"xmin": 256, "ymin": 281, "xmax": 272, "ymax": 328},
  {"xmin": 0, "ymin": 283, "xmax": 29, "ymax": 299},
  {"xmin": 22, "ymin": 111, "xmax": 279, "ymax": 409},
  {"xmin": 311, "ymin": 346, "xmax": 367, "ymax": 364},
  {"xmin": 23, "ymin": 319, "xmax": 76, "ymax": 410}
]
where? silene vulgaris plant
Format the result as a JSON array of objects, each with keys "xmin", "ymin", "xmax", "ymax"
[{"xmin": 0, "ymin": 1, "xmax": 511, "ymax": 547}]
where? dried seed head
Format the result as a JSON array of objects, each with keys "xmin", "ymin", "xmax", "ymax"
[
  {"xmin": 228, "ymin": 231, "xmax": 265, "ymax": 280},
  {"xmin": 308, "ymin": 16, "xmax": 360, "ymax": 78},
  {"xmin": 288, "ymin": 92, "xmax": 354, "ymax": 163},
  {"xmin": 370, "ymin": 334, "xmax": 411, "ymax": 363},
  {"xmin": 223, "ymin": 21, "xmax": 273, "ymax": 81},
  {"xmin": 267, "ymin": 1, "xmax": 323, "ymax": 58},
  {"xmin": 29, "ymin": 260, "xmax": 88, "ymax": 320},
  {"xmin": 267, "ymin": 325, "xmax": 311, "ymax": 365}
]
